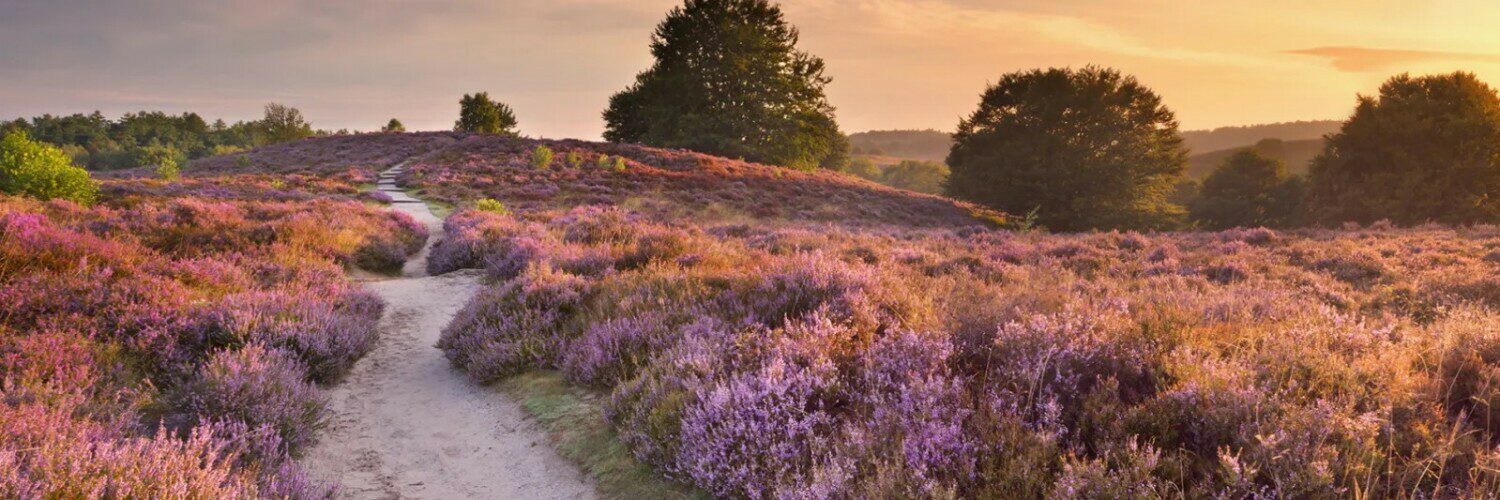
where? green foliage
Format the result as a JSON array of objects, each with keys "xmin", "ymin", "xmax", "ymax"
[
  {"xmin": 843, "ymin": 157, "xmax": 882, "ymax": 181},
  {"xmin": 0, "ymin": 131, "xmax": 98, "ymax": 204},
  {"xmin": 532, "ymin": 145, "xmax": 555, "ymax": 170},
  {"xmin": 603, "ymin": 0, "xmax": 847, "ymax": 171},
  {"xmin": 1189, "ymin": 150, "xmax": 1304, "ymax": 229},
  {"xmin": 1308, "ymin": 72, "xmax": 1500, "ymax": 225},
  {"xmin": 611, "ymin": 156, "xmax": 628, "ymax": 172},
  {"xmin": 880, "ymin": 160, "xmax": 948, "ymax": 194},
  {"xmin": 211, "ymin": 144, "xmax": 246, "ymax": 157},
  {"xmin": 456, "ymin": 92, "xmax": 519, "ymax": 135},
  {"xmin": 597, "ymin": 155, "xmax": 614, "ymax": 170},
  {"xmin": 475, "ymin": 198, "xmax": 511, "ymax": 215},
  {"xmin": 8, "ymin": 105, "xmax": 317, "ymax": 172},
  {"xmin": 502, "ymin": 372, "xmax": 705, "ymax": 500},
  {"xmin": 847, "ymin": 129, "xmax": 953, "ymax": 161},
  {"xmin": 382, "ymin": 118, "xmax": 406, "ymax": 133},
  {"xmin": 945, "ymin": 66, "xmax": 1188, "ymax": 232},
  {"xmin": 566, "ymin": 151, "xmax": 584, "ymax": 169},
  {"xmin": 132, "ymin": 144, "xmax": 183, "ymax": 181},
  {"xmin": 257, "ymin": 103, "xmax": 314, "ymax": 144}
]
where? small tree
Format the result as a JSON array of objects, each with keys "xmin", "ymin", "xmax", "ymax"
[
  {"xmin": 258, "ymin": 103, "xmax": 314, "ymax": 144},
  {"xmin": 382, "ymin": 118, "xmax": 406, "ymax": 133},
  {"xmin": 945, "ymin": 67, "xmax": 1187, "ymax": 231},
  {"xmin": 455, "ymin": 92, "xmax": 518, "ymax": 135},
  {"xmin": 565, "ymin": 151, "xmax": 583, "ymax": 169},
  {"xmin": 603, "ymin": 0, "xmax": 847, "ymax": 170},
  {"xmin": 132, "ymin": 144, "xmax": 182, "ymax": 181},
  {"xmin": 1308, "ymin": 72, "xmax": 1500, "ymax": 225},
  {"xmin": 1190, "ymin": 150, "xmax": 1303, "ymax": 229},
  {"xmin": 0, "ymin": 131, "xmax": 99, "ymax": 204},
  {"xmin": 531, "ymin": 145, "xmax": 554, "ymax": 169}
]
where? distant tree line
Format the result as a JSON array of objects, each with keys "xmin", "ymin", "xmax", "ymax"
[
  {"xmin": 932, "ymin": 67, "xmax": 1500, "ymax": 231},
  {"xmin": 844, "ymin": 158, "xmax": 948, "ymax": 195},
  {"xmin": 1, "ymin": 103, "xmax": 315, "ymax": 171}
]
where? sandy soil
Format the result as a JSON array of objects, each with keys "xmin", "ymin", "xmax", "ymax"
[{"xmin": 302, "ymin": 166, "xmax": 596, "ymax": 499}]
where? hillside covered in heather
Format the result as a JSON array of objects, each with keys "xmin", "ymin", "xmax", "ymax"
[
  {"xmin": 192, "ymin": 132, "xmax": 1009, "ymax": 229},
  {"xmin": 199, "ymin": 132, "xmax": 1500, "ymax": 497}
]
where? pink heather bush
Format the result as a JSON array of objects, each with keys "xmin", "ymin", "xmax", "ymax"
[
  {"xmin": 434, "ymin": 201, "xmax": 1500, "ymax": 497},
  {"xmin": 175, "ymin": 345, "xmax": 327, "ymax": 452},
  {"xmin": 1, "ymin": 169, "xmax": 417, "ymax": 493}
]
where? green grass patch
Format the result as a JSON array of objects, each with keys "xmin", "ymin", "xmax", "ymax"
[
  {"xmin": 500, "ymin": 371, "xmax": 703, "ymax": 500},
  {"xmin": 425, "ymin": 198, "xmax": 456, "ymax": 219}
]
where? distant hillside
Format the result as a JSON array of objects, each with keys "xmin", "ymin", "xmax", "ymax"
[
  {"xmin": 1181, "ymin": 120, "xmax": 1340, "ymax": 154},
  {"xmin": 192, "ymin": 132, "xmax": 1007, "ymax": 229},
  {"xmin": 1186, "ymin": 138, "xmax": 1324, "ymax": 180},
  {"xmin": 848, "ymin": 130, "xmax": 952, "ymax": 163}
]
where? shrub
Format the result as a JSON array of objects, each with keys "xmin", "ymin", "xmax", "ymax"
[
  {"xmin": 132, "ymin": 144, "xmax": 183, "ymax": 181},
  {"xmin": 475, "ymin": 197, "xmax": 511, "ymax": 215},
  {"xmin": 565, "ymin": 151, "xmax": 583, "ymax": 169},
  {"xmin": 175, "ymin": 345, "xmax": 327, "ymax": 453},
  {"xmin": 0, "ymin": 131, "xmax": 98, "ymax": 204},
  {"xmin": 531, "ymin": 145, "xmax": 555, "ymax": 169}
]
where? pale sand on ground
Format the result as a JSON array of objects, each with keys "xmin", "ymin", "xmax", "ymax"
[{"xmin": 302, "ymin": 167, "xmax": 596, "ymax": 499}]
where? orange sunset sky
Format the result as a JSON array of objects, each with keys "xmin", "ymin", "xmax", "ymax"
[{"xmin": 4, "ymin": 0, "xmax": 1500, "ymax": 138}]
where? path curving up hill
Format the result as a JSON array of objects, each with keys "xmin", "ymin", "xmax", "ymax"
[{"xmin": 302, "ymin": 165, "xmax": 596, "ymax": 499}]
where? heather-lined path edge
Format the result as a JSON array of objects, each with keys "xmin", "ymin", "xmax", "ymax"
[{"xmin": 301, "ymin": 164, "xmax": 597, "ymax": 499}]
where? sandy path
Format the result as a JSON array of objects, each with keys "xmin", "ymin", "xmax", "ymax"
[{"xmin": 302, "ymin": 165, "xmax": 596, "ymax": 499}]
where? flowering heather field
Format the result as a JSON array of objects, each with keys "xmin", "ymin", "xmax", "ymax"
[
  {"xmin": 188, "ymin": 132, "xmax": 1007, "ymax": 229},
  {"xmin": 432, "ymin": 203, "xmax": 1500, "ymax": 497},
  {"xmin": 0, "ymin": 171, "xmax": 424, "ymax": 495}
]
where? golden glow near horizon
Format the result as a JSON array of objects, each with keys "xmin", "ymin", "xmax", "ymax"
[{"xmin": 3, "ymin": 0, "xmax": 1500, "ymax": 137}]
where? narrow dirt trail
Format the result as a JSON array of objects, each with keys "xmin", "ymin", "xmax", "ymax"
[{"xmin": 302, "ymin": 165, "xmax": 596, "ymax": 499}]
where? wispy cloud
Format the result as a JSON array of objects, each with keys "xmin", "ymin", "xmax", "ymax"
[{"xmin": 1289, "ymin": 46, "xmax": 1500, "ymax": 72}]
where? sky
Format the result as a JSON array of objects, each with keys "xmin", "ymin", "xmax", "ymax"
[{"xmin": 5, "ymin": 0, "xmax": 1500, "ymax": 139}]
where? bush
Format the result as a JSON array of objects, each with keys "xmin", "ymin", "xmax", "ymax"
[
  {"xmin": 132, "ymin": 144, "xmax": 183, "ymax": 181},
  {"xmin": 532, "ymin": 145, "xmax": 555, "ymax": 170},
  {"xmin": 475, "ymin": 198, "xmax": 510, "ymax": 215},
  {"xmin": 0, "ymin": 131, "xmax": 98, "ymax": 204},
  {"xmin": 175, "ymin": 346, "xmax": 327, "ymax": 453}
]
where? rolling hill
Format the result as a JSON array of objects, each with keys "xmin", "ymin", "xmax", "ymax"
[
  {"xmin": 1185, "ymin": 137, "xmax": 1325, "ymax": 180},
  {"xmin": 848, "ymin": 129, "xmax": 952, "ymax": 164},
  {"xmin": 191, "ymin": 132, "xmax": 1009, "ymax": 229},
  {"xmin": 1181, "ymin": 120, "xmax": 1339, "ymax": 154}
]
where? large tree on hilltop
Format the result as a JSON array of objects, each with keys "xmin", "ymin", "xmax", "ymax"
[
  {"xmin": 1308, "ymin": 72, "xmax": 1500, "ymax": 225},
  {"xmin": 456, "ymin": 92, "xmax": 518, "ymax": 136},
  {"xmin": 945, "ymin": 67, "xmax": 1188, "ymax": 231},
  {"xmin": 257, "ymin": 103, "xmax": 313, "ymax": 144},
  {"xmin": 603, "ymin": 0, "xmax": 848, "ymax": 170}
]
